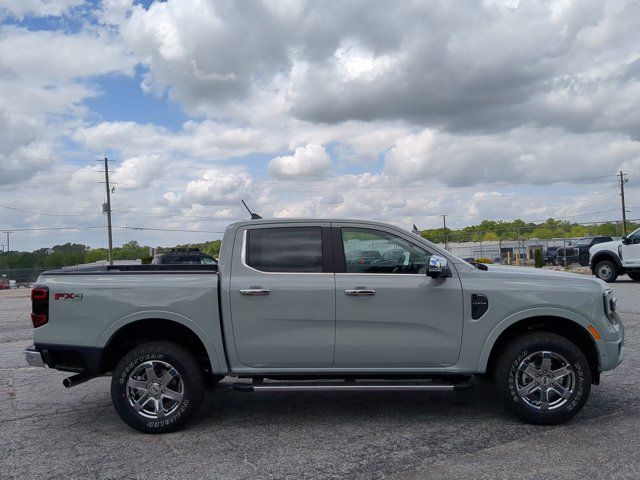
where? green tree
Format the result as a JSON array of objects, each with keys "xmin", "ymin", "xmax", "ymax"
[
  {"xmin": 85, "ymin": 248, "xmax": 108, "ymax": 263},
  {"xmin": 534, "ymin": 249, "xmax": 544, "ymax": 268}
]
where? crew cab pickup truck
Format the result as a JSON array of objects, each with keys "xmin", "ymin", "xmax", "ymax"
[
  {"xmin": 590, "ymin": 227, "xmax": 640, "ymax": 282},
  {"xmin": 25, "ymin": 219, "xmax": 624, "ymax": 433},
  {"xmin": 555, "ymin": 236, "xmax": 613, "ymax": 266}
]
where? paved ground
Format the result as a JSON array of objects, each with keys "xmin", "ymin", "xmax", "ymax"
[{"xmin": 0, "ymin": 278, "xmax": 638, "ymax": 480}]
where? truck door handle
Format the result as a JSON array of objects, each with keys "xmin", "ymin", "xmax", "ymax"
[
  {"xmin": 345, "ymin": 289, "xmax": 376, "ymax": 296},
  {"xmin": 240, "ymin": 288, "xmax": 271, "ymax": 296}
]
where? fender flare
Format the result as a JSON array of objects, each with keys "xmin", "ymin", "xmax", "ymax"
[
  {"xmin": 97, "ymin": 310, "xmax": 225, "ymax": 373},
  {"xmin": 590, "ymin": 251, "xmax": 623, "ymax": 273},
  {"xmin": 476, "ymin": 307, "xmax": 600, "ymax": 373}
]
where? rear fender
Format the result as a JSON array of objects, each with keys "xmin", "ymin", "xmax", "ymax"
[{"xmin": 97, "ymin": 310, "xmax": 227, "ymax": 374}]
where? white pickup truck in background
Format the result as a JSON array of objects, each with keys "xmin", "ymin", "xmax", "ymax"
[{"xmin": 590, "ymin": 227, "xmax": 640, "ymax": 282}]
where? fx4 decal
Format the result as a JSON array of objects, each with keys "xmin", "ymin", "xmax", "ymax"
[{"xmin": 54, "ymin": 293, "xmax": 83, "ymax": 301}]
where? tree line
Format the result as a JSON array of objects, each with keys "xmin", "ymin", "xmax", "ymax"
[
  {"xmin": 420, "ymin": 218, "xmax": 638, "ymax": 243},
  {"xmin": 0, "ymin": 240, "xmax": 222, "ymax": 271}
]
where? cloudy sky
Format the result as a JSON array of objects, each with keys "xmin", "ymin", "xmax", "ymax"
[{"xmin": 1, "ymin": 0, "xmax": 639, "ymax": 251}]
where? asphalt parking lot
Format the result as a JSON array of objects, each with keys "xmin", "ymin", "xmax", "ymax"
[{"xmin": 1, "ymin": 278, "xmax": 638, "ymax": 480}]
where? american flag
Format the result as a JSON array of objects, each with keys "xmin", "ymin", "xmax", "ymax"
[{"xmin": 412, "ymin": 224, "xmax": 423, "ymax": 237}]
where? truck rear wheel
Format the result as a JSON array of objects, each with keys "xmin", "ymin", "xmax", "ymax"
[
  {"xmin": 495, "ymin": 332, "xmax": 591, "ymax": 425},
  {"xmin": 111, "ymin": 341, "xmax": 204, "ymax": 433},
  {"xmin": 594, "ymin": 259, "xmax": 618, "ymax": 283}
]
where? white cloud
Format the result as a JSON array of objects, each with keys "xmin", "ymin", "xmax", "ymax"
[
  {"xmin": 384, "ymin": 127, "xmax": 640, "ymax": 185},
  {"xmin": 74, "ymin": 120, "xmax": 285, "ymax": 160},
  {"xmin": 0, "ymin": 25, "xmax": 134, "ymax": 187},
  {"xmin": 4, "ymin": 1, "xmax": 640, "ymax": 250},
  {"xmin": 268, "ymin": 144, "xmax": 331, "ymax": 179},
  {"xmin": 164, "ymin": 169, "xmax": 256, "ymax": 208},
  {"xmin": 0, "ymin": 0, "xmax": 84, "ymax": 20}
]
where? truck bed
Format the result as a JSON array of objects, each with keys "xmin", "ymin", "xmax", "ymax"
[{"xmin": 44, "ymin": 264, "xmax": 218, "ymax": 274}]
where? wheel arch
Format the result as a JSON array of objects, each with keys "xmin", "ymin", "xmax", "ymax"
[
  {"xmin": 590, "ymin": 251, "xmax": 623, "ymax": 274},
  {"xmin": 98, "ymin": 311, "xmax": 226, "ymax": 375},
  {"xmin": 481, "ymin": 314, "xmax": 600, "ymax": 384}
]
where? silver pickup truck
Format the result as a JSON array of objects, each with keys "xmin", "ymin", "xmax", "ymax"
[{"xmin": 25, "ymin": 219, "xmax": 624, "ymax": 433}]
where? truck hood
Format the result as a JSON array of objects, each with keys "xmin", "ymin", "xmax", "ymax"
[
  {"xmin": 480, "ymin": 264, "xmax": 606, "ymax": 289},
  {"xmin": 590, "ymin": 239, "xmax": 621, "ymax": 254}
]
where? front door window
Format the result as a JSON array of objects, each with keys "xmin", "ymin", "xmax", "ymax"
[{"xmin": 341, "ymin": 228, "xmax": 431, "ymax": 274}]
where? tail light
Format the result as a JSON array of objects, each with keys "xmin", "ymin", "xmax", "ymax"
[{"xmin": 31, "ymin": 286, "xmax": 49, "ymax": 328}]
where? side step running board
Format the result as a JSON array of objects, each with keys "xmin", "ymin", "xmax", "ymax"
[{"xmin": 233, "ymin": 381, "xmax": 473, "ymax": 393}]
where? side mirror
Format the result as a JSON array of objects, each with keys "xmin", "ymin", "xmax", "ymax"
[
  {"xmin": 427, "ymin": 255, "xmax": 451, "ymax": 278},
  {"xmin": 622, "ymin": 236, "xmax": 630, "ymax": 245}
]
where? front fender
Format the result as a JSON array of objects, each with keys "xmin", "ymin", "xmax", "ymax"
[
  {"xmin": 590, "ymin": 251, "xmax": 623, "ymax": 272},
  {"xmin": 476, "ymin": 307, "xmax": 600, "ymax": 372},
  {"xmin": 97, "ymin": 310, "xmax": 226, "ymax": 374}
]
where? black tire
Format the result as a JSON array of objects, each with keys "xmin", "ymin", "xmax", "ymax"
[
  {"xmin": 111, "ymin": 341, "xmax": 205, "ymax": 433},
  {"xmin": 628, "ymin": 272, "xmax": 640, "ymax": 282},
  {"xmin": 579, "ymin": 253, "xmax": 590, "ymax": 267},
  {"xmin": 495, "ymin": 331, "xmax": 591, "ymax": 425},
  {"xmin": 594, "ymin": 259, "xmax": 618, "ymax": 283}
]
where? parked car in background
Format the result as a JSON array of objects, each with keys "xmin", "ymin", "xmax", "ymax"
[
  {"xmin": 347, "ymin": 250, "xmax": 382, "ymax": 265},
  {"xmin": 556, "ymin": 236, "xmax": 613, "ymax": 266},
  {"xmin": 0, "ymin": 277, "xmax": 9, "ymax": 290},
  {"xmin": 9, "ymin": 280, "xmax": 17, "ymax": 289},
  {"xmin": 544, "ymin": 246, "xmax": 558, "ymax": 265},
  {"xmin": 26, "ymin": 218, "xmax": 624, "ymax": 433},
  {"xmin": 151, "ymin": 248, "xmax": 217, "ymax": 266},
  {"xmin": 590, "ymin": 227, "xmax": 640, "ymax": 282}
]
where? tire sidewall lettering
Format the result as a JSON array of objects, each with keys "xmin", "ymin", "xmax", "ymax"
[
  {"xmin": 146, "ymin": 399, "xmax": 190, "ymax": 428},
  {"xmin": 508, "ymin": 346, "xmax": 585, "ymax": 414},
  {"xmin": 118, "ymin": 353, "xmax": 164, "ymax": 385},
  {"xmin": 508, "ymin": 349, "xmax": 528, "ymax": 403}
]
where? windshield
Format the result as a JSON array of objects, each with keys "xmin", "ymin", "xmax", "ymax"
[
  {"xmin": 627, "ymin": 228, "xmax": 640, "ymax": 242},
  {"xmin": 571, "ymin": 238, "xmax": 590, "ymax": 246},
  {"xmin": 408, "ymin": 231, "xmax": 474, "ymax": 266}
]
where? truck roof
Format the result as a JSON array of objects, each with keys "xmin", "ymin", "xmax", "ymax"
[{"xmin": 227, "ymin": 218, "xmax": 406, "ymax": 230}]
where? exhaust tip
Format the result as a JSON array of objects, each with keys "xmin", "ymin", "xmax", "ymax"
[{"xmin": 62, "ymin": 373, "xmax": 94, "ymax": 388}]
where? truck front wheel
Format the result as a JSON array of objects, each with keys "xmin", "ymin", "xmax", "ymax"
[
  {"xmin": 495, "ymin": 332, "xmax": 591, "ymax": 425},
  {"xmin": 111, "ymin": 341, "xmax": 205, "ymax": 433},
  {"xmin": 594, "ymin": 259, "xmax": 618, "ymax": 283}
]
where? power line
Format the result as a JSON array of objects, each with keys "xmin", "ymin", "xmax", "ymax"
[
  {"xmin": 4, "ymin": 226, "xmax": 105, "ymax": 232},
  {"xmin": 0, "ymin": 203, "xmax": 98, "ymax": 217},
  {"xmin": 112, "ymin": 226, "xmax": 225, "ymax": 234}
]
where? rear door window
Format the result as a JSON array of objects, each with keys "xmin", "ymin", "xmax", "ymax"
[{"xmin": 246, "ymin": 227, "xmax": 323, "ymax": 273}]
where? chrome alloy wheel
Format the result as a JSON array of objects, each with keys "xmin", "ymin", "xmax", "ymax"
[
  {"xmin": 126, "ymin": 360, "xmax": 185, "ymax": 419},
  {"xmin": 515, "ymin": 351, "xmax": 575, "ymax": 411}
]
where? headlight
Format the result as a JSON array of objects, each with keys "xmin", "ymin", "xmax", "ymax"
[{"xmin": 603, "ymin": 289, "xmax": 618, "ymax": 324}]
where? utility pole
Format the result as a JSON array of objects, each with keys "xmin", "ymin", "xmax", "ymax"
[
  {"xmin": 104, "ymin": 157, "xmax": 114, "ymax": 265},
  {"xmin": 3, "ymin": 231, "xmax": 10, "ymax": 252},
  {"xmin": 619, "ymin": 171, "xmax": 629, "ymax": 237},
  {"xmin": 442, "ymin": 215, "xmax": 448, "ymax": 251}
]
